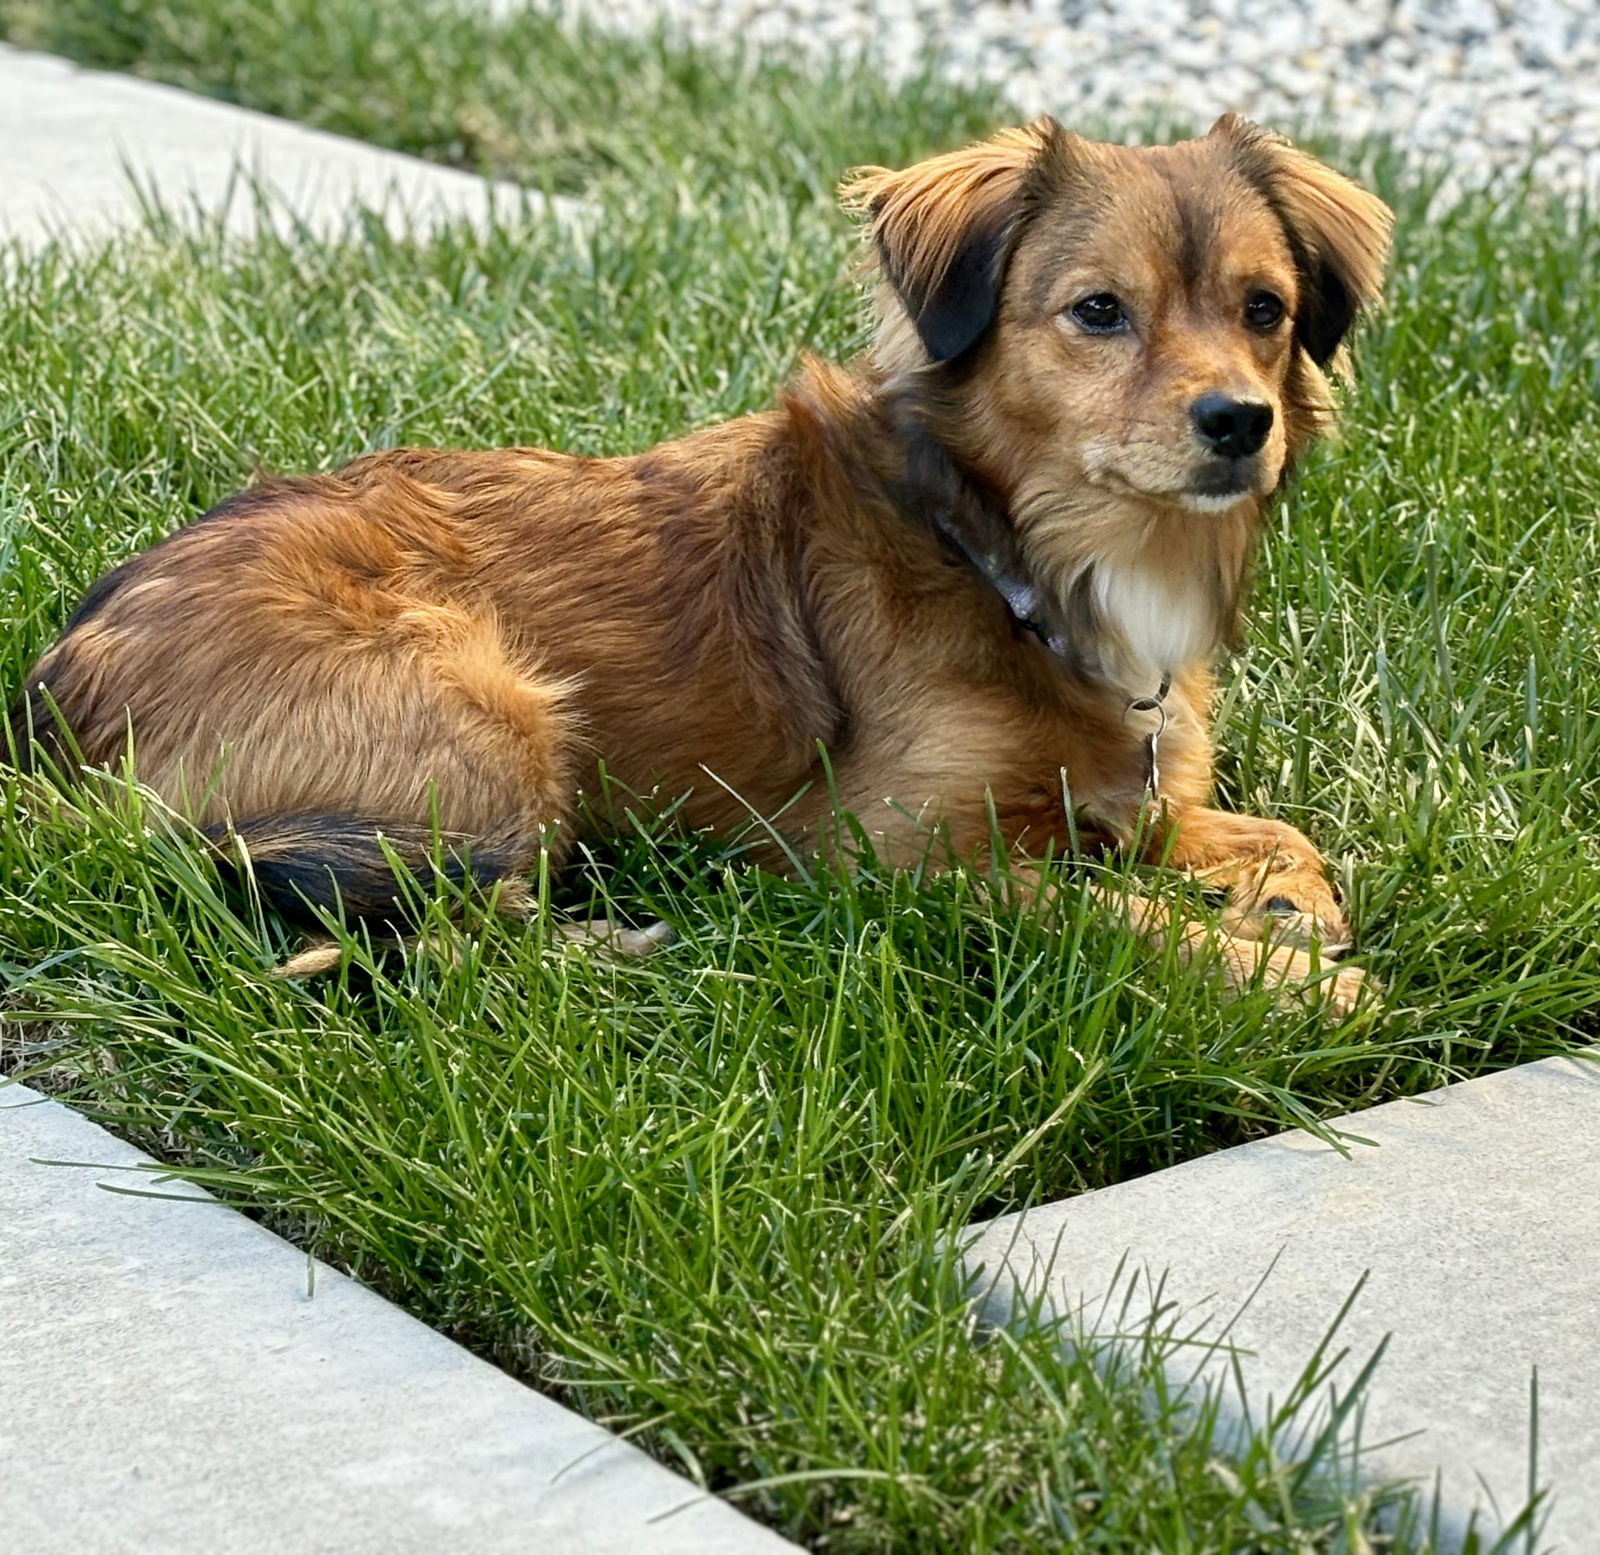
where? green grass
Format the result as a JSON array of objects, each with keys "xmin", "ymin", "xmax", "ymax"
[{"xmin": 2, "ymin": 2, "xmax": 1597, "ymax": 1549}]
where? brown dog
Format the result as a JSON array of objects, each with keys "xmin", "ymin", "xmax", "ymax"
[{"xmin": 11, "ymin": 115, "xmax": 1390, "ymax": 1006}]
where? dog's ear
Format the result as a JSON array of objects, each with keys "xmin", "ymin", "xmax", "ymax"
[
  {"xmin": 1210, "ymin": 114, "xmax": 1392, "ymax": 369},
  {"xmin": 841, "ymin": 121, "xmax": 1069, "ymax": 365}
]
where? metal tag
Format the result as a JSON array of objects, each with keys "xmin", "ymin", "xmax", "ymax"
[{"xmin": 1126, "ymin": 675, "xmax": 1171, "ymax": 795}]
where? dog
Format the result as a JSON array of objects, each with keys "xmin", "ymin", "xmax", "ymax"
[{"xmin": 10, "ymin": 114, "xmax": 1391, "ymax": 1007}]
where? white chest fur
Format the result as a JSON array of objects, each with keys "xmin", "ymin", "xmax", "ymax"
[{"xmin": 1091, "ymin": 562, "xmax": 1214, "ymax": 683}]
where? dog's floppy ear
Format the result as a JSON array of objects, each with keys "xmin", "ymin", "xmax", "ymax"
[
  {"xmin": 1211, "ymin": 114, "xmax": 1392, "ymax": 370},
  {"xmin": 842, "ymin": 121, "xmax": 1067, "ymax": 365}
]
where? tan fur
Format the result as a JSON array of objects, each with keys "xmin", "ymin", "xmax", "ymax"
[{"xmin": 13, "ymin": 117, "xmax": 1392, "ymax": 1003}]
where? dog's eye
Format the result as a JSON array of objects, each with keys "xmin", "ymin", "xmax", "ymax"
[
  {"xmin": 1245, "ymin": 291, "xmax": 1286, "ymax": 329},
  {"xmin": 1070, "ymin": 293, "xmax": 1128, "ymax": 333}
]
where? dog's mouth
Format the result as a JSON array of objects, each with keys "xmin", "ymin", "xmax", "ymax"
[
  {"xmin": 1189, "ymin": 456, "xmax": 1258, "ymax": 499},
  {"xmin": 1177, "ymin": 456, "xmax": 1265, "ymax": 512},
  {"xmin": 1082, "ymin": 447, "xmax": 1271, "ymax": 513}
]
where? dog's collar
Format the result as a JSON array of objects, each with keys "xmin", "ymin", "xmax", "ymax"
[
  {"xmin": 892, "ymin": 409, "xmax": 1172, "ymax": 791},
  {"xmin": 927, "ymin": 501, "xmax": 1068, "ymax": 658},
  {"xmin": 931, "ymin": 503, "xmax": 1172, "ymax": 794}
]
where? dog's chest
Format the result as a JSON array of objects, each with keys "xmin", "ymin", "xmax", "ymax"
[{"xmin": 1090, "ymin": 563, "xmax": 1214, "ymax": 681}]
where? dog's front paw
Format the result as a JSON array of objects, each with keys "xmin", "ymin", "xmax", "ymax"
[
  {"xmin": 1215, "ymin": 934, "xmax": 1377, "ymax": 1018},
  {"xmin": 1287, "ymin": 954, "xmax": 1374, "ymax": 1019},
  {"xmin": 1220, "ymin": 868, "xmax": 1352, "ymax": 958}
]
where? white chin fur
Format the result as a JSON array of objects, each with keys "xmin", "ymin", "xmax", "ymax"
[
  {"xmin": 1092, "ymin": 563, "xmax": 1213, "ymax": 681},
  {"xmin": 1179, "ymin": 490, "xmax": 1250, "ymax": 514}
]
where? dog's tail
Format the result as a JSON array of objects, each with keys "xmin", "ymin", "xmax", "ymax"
[
  {"xmin": 209, "ymin": 811, "xmax": 672, "ymax": 978},
  {"xmin": 203, "ymin": 812, "xmax": 539, "ymax": 931}
]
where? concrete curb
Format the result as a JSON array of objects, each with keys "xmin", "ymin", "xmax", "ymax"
[
  {"xmin": 0, "ymin": 44, "xmax": 574, "ymax": 247},
  {"xmin": 0, "ymin": 1082, "xmax": 800, "ymax": 1554},
  {"xmin": 962, "ymin": 1053, "xmax": 1600, "ymax": 1552}
]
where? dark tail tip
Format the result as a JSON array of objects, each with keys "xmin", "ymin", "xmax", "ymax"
[{"xmin": 206, "ymin": 813, "xmax": 534, "ymax": 930}]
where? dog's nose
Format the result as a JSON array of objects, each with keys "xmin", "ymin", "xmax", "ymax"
[{"xmin": 1191, "ymin": 394, "xmax": 1274, "ymax": 458}]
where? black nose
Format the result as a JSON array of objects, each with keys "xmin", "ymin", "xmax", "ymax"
[{"xmin": 1191, "ymin": 394, "xmax": 1274, "ymax": 458}]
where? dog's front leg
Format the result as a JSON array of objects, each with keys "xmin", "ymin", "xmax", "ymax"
[{"xmin": 1149, "ymin": 806, "xmax": 1352, "ymax": 955}]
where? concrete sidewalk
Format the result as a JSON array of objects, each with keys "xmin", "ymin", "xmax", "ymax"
[
  {"xmin": 0, "ymin": 44, "xmax": 554, "ymax": 245},
  {"xmin": 964, "ymin": 1053, "xmax": 1600, "ymax": 1551},
  {"xmin": 0, "ymin": 1083, "xmax": 799, "ymax": 1555}
]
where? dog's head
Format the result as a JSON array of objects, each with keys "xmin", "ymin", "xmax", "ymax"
[{"xmin": 844, "ymin": 117, "xmax": 1391, "ymax": 521}]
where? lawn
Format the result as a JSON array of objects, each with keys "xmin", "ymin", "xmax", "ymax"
[{"xmin": 3, "ymin": 2, "xmax": 1599, "ymax": 1550}]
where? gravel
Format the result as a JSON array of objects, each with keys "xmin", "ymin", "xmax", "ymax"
[{"xmin": 558, "ymin": 0, "xmax": 1600, "ymax": 193}]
